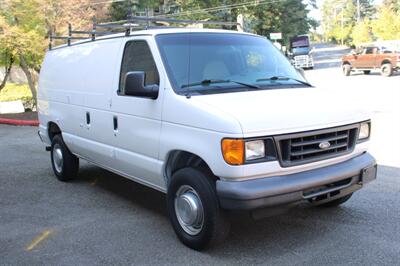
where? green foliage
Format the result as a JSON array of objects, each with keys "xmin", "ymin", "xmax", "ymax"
[
  {"xmin": 44, "ymin": 0, "xmax": 96, "ymax": 36},
  {"xmin": 109, "ymin": 0, "xmax": 164, "ymax": 21},
  {"xmin": 322, "ymin": 0, "xmax": 374, "ymax": 44},
  {"xmin": 321, "ymin": 0, "xmax": 400, "ymax": 44},
  {"xmin": 372, "ymin": 5, "xmax": 400, "ymax": 40},
  {"xmin": 0, "ymin": 0, "xmax": 47, "ymax": 70},
  {"xmin": 108, "ymin": 0, "xmax": 316, "ymax": 45},
  {"xmin": 351, "ymin": 19, "xmax": 373, "ymax": 45},
  {"xmin": 0, "ymin": 83, "xmax": 32, "ymax": 102},
  {"xmin": 383, "ymin": 0, "xmax": 400, "ymax": 12}
]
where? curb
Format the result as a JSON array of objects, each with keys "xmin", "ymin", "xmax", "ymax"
[{"xmin": 0, "ymin": 118, "xmax": 39, "ymax": 126}]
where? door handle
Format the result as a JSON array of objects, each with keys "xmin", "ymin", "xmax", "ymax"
[
  {"xmin": 113, "ymin": 116, "xmax": 118, "ymax": 132},
  {"xmin": 86, "ymin": 112, "xmax": 91, "ymax": 128}
]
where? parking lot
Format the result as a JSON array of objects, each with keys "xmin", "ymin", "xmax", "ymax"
[{"xmin": 1, "ymin": 45, "xmax": 400, "ymax": 265}]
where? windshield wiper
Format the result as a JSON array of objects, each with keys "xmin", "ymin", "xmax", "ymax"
[
  {"xmin": 256, "ymin": 76, "xmax": 312, "ymax": 87},
  {"xmin": 181, "ymin": 79, "xmax": 260, "ymax": 89}
]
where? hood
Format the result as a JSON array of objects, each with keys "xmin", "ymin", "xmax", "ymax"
[{"xmin": 193, "ymin": 87, "xmax": 369, "ymax": 137}]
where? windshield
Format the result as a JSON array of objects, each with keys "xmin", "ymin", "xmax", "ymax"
[
  {"xmin": 292, "ymin": 47, "xmax": 310, "ymax": 55},
  {"xmin": 155, "ymin": 33, "xmax": 307, "ymax": 95}
]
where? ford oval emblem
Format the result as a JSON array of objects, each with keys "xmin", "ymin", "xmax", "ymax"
[{"xmin": 319, "ymin": 141, "xmax": 331, "ymax": 150}]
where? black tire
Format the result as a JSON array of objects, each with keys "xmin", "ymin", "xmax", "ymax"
[
  {"xmin": 363, "ymin": 70, "xmax": 371, "ymax": 75},
  {"xmin": 381, "ymin": 63, "xmax": 393, "ymax": 77},
  {"xmin": 50, "ymin": 134, "xmax": 79, "ymax": 181},
  {"xmin": 319, "ymin": 193, "xmax": 353, "ymax": 207},
  {"xmin": 342, "ymin": 64, "xmax": 351, "ymax": 76},
  {"xmin": 167, "ymin": 167, "xmax": 230, "ymax": 250}
]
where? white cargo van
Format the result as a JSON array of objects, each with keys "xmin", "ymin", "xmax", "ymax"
[{"xmin": 38, "ymin": 18, "xmax": 377, "ymax": 250}]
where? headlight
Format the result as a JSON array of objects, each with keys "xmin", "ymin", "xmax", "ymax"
[
  {"xmin": 245, "ymin": 140, "xmax": 265, "ymax": 161},
  {"xmin": 358, "ymin": 122, "xmax": 370, "ymax": 141},
  {"xmin": 221, "ymin": 138, "xmax": 277, "ymax": 165}
]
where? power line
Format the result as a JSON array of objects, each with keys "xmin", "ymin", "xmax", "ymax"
[
  {"xmin": 86, "ymin": 0, "xmax": 289, "ymax": 16},
  {"xmin": 156, "ymin": 0, "xmax": 290, "ymax": 18},
  {"xmin": 89, "ymin": 0, "xmax": 125, "ymax": 6},
  {"xmin": 77, "ymin": 0, "xmax": 292, "ymax": 23}
]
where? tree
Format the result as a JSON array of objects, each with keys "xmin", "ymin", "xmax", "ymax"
[
  {"xmin": 250, "ymin": 0, "xmax": 316, "ymax": 44},
  {"xmin": 43, "ymin": 0, "xmax": 96, "ymax": 36},
  {"xmin": 321, "ymin": 0, "xmax": 374, "ymax": 44},
  {"xmin": 372, "ymin": 5, "xmax": 400, "ymax": 40},
  {"xmin": 0, "ymin": 0, "xmax": 97, "ymax": 105},
  {"xmin": 358, "ymin": 0, "xmax": 375, "ymax": 19},
  {"xmin": 108, "ymin": 0, "xmax": 163, "ymax": 21},
  {"xmin": 351, "ymin": 18, "xmax": 373, "ymax": 45},
  {"xmin": 0, "ymin": 16, "xmax": 14, "ymax": 90},
  {"xmin": 107, "ymin": 0, "xmax": 316, "ymax": 44},
  {"xmin": 0, "ymin": 0, "xmax": 46, "ymax": 105},
  {"xmin": 383, "ymin": 0, "xmax": 400, "ymax": 12},
  {"xmin": 172, "ymin": 0, "xmax": 316, "ymax": 44}
]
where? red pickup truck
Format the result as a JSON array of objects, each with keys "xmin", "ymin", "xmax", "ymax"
[{"xmin": 342, "ymin": 46, "xmax": 400, "ymax": 77}]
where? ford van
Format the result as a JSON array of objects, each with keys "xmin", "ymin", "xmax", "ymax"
[{"xmin": 38, "ymin": 22, "xmax": 377, "ymax": 250}]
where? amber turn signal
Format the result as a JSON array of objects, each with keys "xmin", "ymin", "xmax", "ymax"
[{"xmin": 221, "ymin": 139, "xmax": 244, "ymax": 165}]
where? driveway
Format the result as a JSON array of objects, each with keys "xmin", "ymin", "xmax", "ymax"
[
  {"xmin": 0, "ymin": 124, "xmax": 399, "ymax": 265},
  {"xmin": 1, "ymin": 44, "xmax": 400, "ymax": 265}
]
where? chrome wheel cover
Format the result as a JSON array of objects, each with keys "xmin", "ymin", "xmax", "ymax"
[
  {"xmin": 52, "ymin": 144, "xmax": 63, "ymax": 173},
  {"xmin": 174, "ymin": 185, "xmax": 204, "ymax": 236}
]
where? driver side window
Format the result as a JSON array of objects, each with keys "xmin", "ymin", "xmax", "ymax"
[
  {"xmin": 119, "ymin": 40, "xmax": 159, "ymax": 95},
  {"xmin": 364, "ymin": 47, "xmax": 374, "ymax": 54}
]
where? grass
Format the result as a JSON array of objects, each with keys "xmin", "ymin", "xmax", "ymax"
[{"xmin": 0, "ymin": 83, "xmax": 32, "ymax": 102}]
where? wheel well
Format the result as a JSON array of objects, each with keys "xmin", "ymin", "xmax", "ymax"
[
  {"xmin": 164, "ymin": 151, "xmax": 215, "ymax": 186},
  {"xmin": 48, "ymin": 122, "xmax": 61, "ymax": 141},
  {"xmin": 381, "ymin": 60, "xmax": 391, "ymax": 66},
  {"xmin": 343, "ymin": 61, "xmax": 351, "ymax": 66}
]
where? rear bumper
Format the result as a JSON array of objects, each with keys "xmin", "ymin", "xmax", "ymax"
[{"xmin": 217, "ymin": 153, "xmax": 377, "ymax": 210}]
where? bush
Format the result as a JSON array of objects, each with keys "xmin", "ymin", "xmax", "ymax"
[{"xmin": 0, "ymin": 83, "xmax": 33, "ymax": 110}]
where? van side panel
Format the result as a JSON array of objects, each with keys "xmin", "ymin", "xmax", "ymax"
[{"xmin": 38, "ymin": 39, "xmax": 123, "ymax": 168}]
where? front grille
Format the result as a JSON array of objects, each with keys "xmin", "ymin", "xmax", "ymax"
[{"xmin": 275, "ymin": 124, "xmax": 359, "ymax": 167}]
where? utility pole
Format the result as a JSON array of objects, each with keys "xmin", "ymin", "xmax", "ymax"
[
  {"xmin": 357, "ymin": 0, "xmax": 361, "ymax": 22},
  {"xmin": 237, "ymin": 14, "xmax": 244, "ymax": 32},
  {"xmin": 341, "ymin": 7, "xmax": 344, "ymax": 45}
]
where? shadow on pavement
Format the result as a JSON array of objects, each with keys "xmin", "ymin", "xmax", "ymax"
[
  {"xmin": 77, "ymin": 165, "xmax": 167, "ymax": 217},
  {"xmin": 73, "ymin": 162, "xmax": 399, "ymax": 258},
  {"xmin": 347, "ymin": 71, "xmax": 400, "ymax": 77}
]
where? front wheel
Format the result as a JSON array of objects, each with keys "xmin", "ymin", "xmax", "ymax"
[
  {"xmin": 342, "ymin": 64, "xmax": 351, "ymax": 76},
  {"xmin": 167, "ymin": 167, "xmax": 230, "ymax": 250}
]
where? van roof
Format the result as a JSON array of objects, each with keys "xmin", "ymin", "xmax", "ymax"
[{"xmin": 50, "ymin": 28, "xmax": 256, "ymax": 50}]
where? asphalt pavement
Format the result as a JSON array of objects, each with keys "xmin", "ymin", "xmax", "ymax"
[{"xmin": 1, "ymin": 45, "xmax": 400, "ymax": 265}]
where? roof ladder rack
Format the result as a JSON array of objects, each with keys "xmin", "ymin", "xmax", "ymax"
[{"xmin": 49, "ymin": 15, "xmax": 240, "ymax": 50}]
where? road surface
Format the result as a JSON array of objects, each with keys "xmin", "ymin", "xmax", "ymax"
[{"xmin": 1, "ymin": 44, "xmax": 399, "ymax": 265}]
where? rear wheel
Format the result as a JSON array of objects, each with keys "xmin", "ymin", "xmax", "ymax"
[
  {"xmin": 319, "ymin": 193, "xmax": 353, "ymax": 207},
  {"xmin": 342, "ymin": 64, "xmax": 351, "ymax": 76},
  {"xmin": 50, "ymin": 134, "xmax": 79, "ymax": 181},
  {"xmin": 167, "ymin": 167, "xmax": 230, "ymax": 250},
  {"xmin": 381, "ymin": 63, "xmax": 393, "ymax": 77},
  {"xmin": 363, "ymin": 70, "xmax": 371, "ymax": 75}
]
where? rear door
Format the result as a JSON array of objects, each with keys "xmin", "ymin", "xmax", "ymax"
[{"xmin": 109, "ymin": 36, "xmax": 165, "ymax": 190}]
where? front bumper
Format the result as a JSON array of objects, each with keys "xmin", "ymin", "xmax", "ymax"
[{"xmin": 217, "ymin": 153, "xmax": 377, "ymax": 210}]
